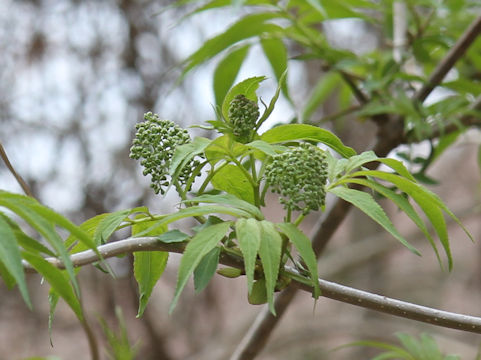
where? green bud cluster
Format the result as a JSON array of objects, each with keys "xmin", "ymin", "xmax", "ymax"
[
  {"xmin": 265, "ymin": 143, "xmax": 328, "ymax": 215},
  {"xmin": 228, "ymin": 94, "xmax": 260, "ymax": 142},
  {"xmin": 129, "ymin": 112, "xmax": 199, "ymax": 195}
]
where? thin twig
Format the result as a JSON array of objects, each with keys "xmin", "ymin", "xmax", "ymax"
[
  {"xmin": 0, "ymin": 142, "xmax": 33, "ymax": 197},
  {"xmin": 21, "ymin": 237, "xmax": 481, "ymax": 335},
  {"xmin": 415, "ymin": 14, "xmax": 481, "ymax": 103}
]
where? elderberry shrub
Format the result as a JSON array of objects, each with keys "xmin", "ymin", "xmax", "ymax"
[
  {"xmin": 265, "ymin": 143, "xmax": 328, "ymax": 215},
  {"xmin": 129, "ymin": 112, "xmax": 200, "ymax": 195}
]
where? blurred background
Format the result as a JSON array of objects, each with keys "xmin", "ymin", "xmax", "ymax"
[{"xmin": 0, "ymin": 1, "xmax": 480, "ymax": 359}]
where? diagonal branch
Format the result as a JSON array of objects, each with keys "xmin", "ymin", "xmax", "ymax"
[
  {"xmin": 415, "ymin": 14, "xmax": 481, "ymax": 103},
  {"xmin": 0, "ymin": 142, "xmax": 34, "ymax": 197},
  {"xmin": 22, "ymin": 237, "xmax": 481, "ymax": 335}
]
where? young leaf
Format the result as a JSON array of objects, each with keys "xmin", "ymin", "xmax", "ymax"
[
  {"xmin": 260, "ymin": 36, "xmax": 290, "ymax": 101},
  {"xmin": 258, "ymin": 220, "xmax": 282, "ymax": 315},
  {"xmin": 193, "ymin": 246, "xmax": 220, "ymax": 293},
  {"xmin": 94, "ymin": 209, "xmax": 133, "ymax": 245},
  {"xmin": 185, "ymin": 193, "xmax": 264, "ymax": 219},
  {"xmin": 222, "ymin": 76, "xmax": 267, "ymax": 121},
  {"xmin": 22, "ymin": 252, "xmax": 83, "ymax": 321},
  {"xmin": 170, "ymin": 221, "xmax": 231, "ymax": 313},
  {"xmin": 183, "ymin": 13, "xmax": 284, "ymax": 76},
  {"xmin": 236, "ymin": 218, "xmax": 262, "ymax": 294},
  {"xmin": 0, "ymin": 215, "xmax": 31, "ymax": 308},
  {"xmin": 157, "ymin": 229, "xmax": 190, "ymax": 243},
  {"xmin": 276, "ymin": 223, "xmax": 320, "ymax": 299},
  {"xmin": 211, "ymin": 164, "xmax": 255, "ymax": 204},
  {"xmin": 132, "ymin": 217, "xmax": 168, "ymax": 317},
  {"xmin": 329, "ymin": 186, "xmax": 421, "ymax": 256},
  {"xmin": 214, "ymin": 44, "xmax": 251, "ymax": 107},
  {"xmin": 170, "ymin": 136, "xmax": 211, "ymax": 185},
  {"xmin": 260, "ymin": 124, "xmax": 356, "ymax": 158}
]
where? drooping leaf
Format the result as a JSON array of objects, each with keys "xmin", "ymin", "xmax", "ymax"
[
  {"xmin": 222, "ymin": 76, "xmax": 267, "ymax": 120},
  {"xmin": 48, "ymin": 290, "xmax": 59, "ymax": 346},
  {"xmin": 344, "ymin": 178, "xmax": 442, "ymax": 266},
  {"xmin": 236, "ymin": 218, "xmax": 262, "ymax": 294},
  {"xmin": 170, "ymin": 221, "xmax": 231, "ymax": 313},
  {"xmin": 260, "ymin": 124, "xmax": 356, "ymax": 158},
  {"xmin": 258, "ymin": 220, "xmax": 282, "ymax": 315},
  {"xmin": 276, "ymin": 223, "xmax": 320, "ymax": 299},
  {"xmin": 0, "ymin": 195, "xmax": 79, "ymax": 295},
  {"xmin": 193, "ymin": 246, "xmax": 220, "ymax": 293},
  {"xmin": 0, "ymin": 215, "xmax": 30, "ymax": 307},
  {"xmin": 185, "ymin": 193, "xmax": 263, "ymax": 219},
  {"xmin": 211, "ymin": 164, "xmax": 255, "ymax": 204},
  {"xmin": 260, "ymin": 36, "xmax": 290, "ymax": 101},
  {"xmin": 133, "ymin": 217, "xmax": 168, "ymax": 317},
  {"xmin": 22, "ymin": 252, "xmax": 83, "ymax": 321},
  {"xmin": 214, "ymin": 44, "xmax": 251, "ymax": 107},
  {"xmin": 352, "ymin": 170, "xmax": 472, "ymax": 269},
  {"xmin": 329, "ymin": 186, "xmax": 421, "ymax": 256}
]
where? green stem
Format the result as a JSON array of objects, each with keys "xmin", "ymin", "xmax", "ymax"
[
  {"xmin": 293, "ymin": 214, "xmax": 305, "ymax": 226},
  {"xmin": 198, "ymin": 161, "xmax": 229, "ymax": 194}
]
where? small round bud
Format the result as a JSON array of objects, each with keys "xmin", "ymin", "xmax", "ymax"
[{"xmin": 228, "ymin": 94, "xmax": 259, "ymax": 143}]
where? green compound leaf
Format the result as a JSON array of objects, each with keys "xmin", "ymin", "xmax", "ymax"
[
  {"xmin": 170, "ymin": 221, "xmax": 231, "ymax": 313},
  {"xmin": 343, "ymin": 178, "xmax": 442, "ymax": 265},
  {"xmin": 258, "ymin": 220, "xmax": 282, "ymax": 315},
  {"xmin": 248, "ymin": 278, "xmax": 267, "ymax": 305},
  {"xmin": 194, "ymin": 246, "xmax": 220, "ymax": 293},
  {"xmin": 276, "ymin": 223, "xmax": 320, "ymax": 299},
  {"xmin": 183, "ymin": 12, "xmax": 284, "ymax": 76},
  {"xmin": 214, "ymin": 44, "xmax": 251, "ymax": 107},
  {"xmin": 204, "ymin": 135, "xmax": 249, "ymax": 165},
  {"xmin": 133, "ymin": 216, "xmax": 168, "ymax": 318},
  {"xmin": 329, "ymin": 186, "xmax": 420, "ymax": 256},
  {"xmin": 302, "ymin": 72, "xmax": 341, "ymax": 123},
  {"xmin": 0, "ymin": 192, "xmax": 80, "ymax": 296},
  {"xmin": 23, "ymin": 251, "xmax": 83, "ymax": 321},
  {"xmin": 94, "ymin": 209, "xmax": 133, "ymax": 245},
  {"xmin": 260, "ymin": 124, "xmax": 356, "ymax": 158},
  {"xmin": 222, "ymin": 76, "xmax": 267, "ymax": 121},
  {"xmin": 352, "ymin": 170, "xmax": 472, "ymax": 270},
  {"xmin": 211, "ymin": 164, "xmax": 255, "ymax": 205},
  {"xmin": 0, "ymin": 214, "xmax": 31, "ymax": 308},
  {"xmin": 260, "ymin": 36, "xmax": 290, "ymax": 102},
  {"xmin": 133, "ymin": 205, "xmax": 250, "ymax": 238},
  {"xmin": 185, "ymin": 193, "xmax": 263, "ymax": 220},
  {"xmin": 236, "ymin": 218, "xmax": 262, "ymax": 294}
]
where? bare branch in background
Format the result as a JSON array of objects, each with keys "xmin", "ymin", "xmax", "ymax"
[{"xmin": 0, "ymin": 142, "xmax": 33, "ymax": 197}]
